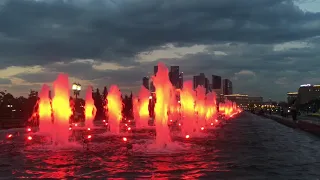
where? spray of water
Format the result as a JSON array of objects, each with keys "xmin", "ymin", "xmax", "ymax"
[
  {"xmin": 38, "ymin": 84, "xmax": 52, "ymax": 134},
  {"xmin": 85, "ymin": 86, "xmax": 96, "ymax": 128},
  {"xmin": 195, "ymin": 85, "xmax": 206, "ymax": 130},
  {"xmin": 180, "ymin": 81, "xmax": 196, "ymax": 136},
  {"xmin": 153, "ymin": 62, "xmax": 172, "ymax": 146},
  {"xmin": 51, "ymin": 74, "xmax": 73, "ymax": 144},
  {"xmin": 205, "ymin": 91, "xmax": 218, "ymax": 124},
  {"xmin": 137, "ymin": 85, "xmax": 150, "ymax": 128},
  {"xmin": 106, "ymin": 85, "xmax": 122, "ymax": 134}
]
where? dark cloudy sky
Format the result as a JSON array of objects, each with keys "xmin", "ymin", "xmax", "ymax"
[{"xmin": 0, "ymin": 0, "xmax": 320, "ymax": 101}]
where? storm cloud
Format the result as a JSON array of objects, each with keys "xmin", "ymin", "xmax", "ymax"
[{"xmin": 0, "ymin": 0, "xmax": 320, "ymax": 100}]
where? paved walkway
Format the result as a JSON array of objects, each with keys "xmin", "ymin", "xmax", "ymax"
[{"xmin": 263, "ymin": 114, "xmax": 320, "ymax": 136}]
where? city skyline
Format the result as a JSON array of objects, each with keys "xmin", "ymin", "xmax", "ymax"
[{"xmin": 0, "ymin": 0, "xmax": 320, "ymax": 101}]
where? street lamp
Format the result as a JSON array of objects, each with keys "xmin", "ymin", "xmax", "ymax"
[{"xmin": 72, "ymin": 83, "xmax": 81, "ymax": 99}]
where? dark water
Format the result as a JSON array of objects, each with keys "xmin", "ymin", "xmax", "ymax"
[{"xmin": 1, "ymin": 112, "xmax": 320, "ymax": 179}]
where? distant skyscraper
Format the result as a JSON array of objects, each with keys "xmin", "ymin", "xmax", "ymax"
[
  {"xmin": 170, "ymin": 66, "xmax": 180, "ymax": 88},
  {"xmin": 212, "ymin": 75, "xmax": 222, "ymax": 89},
  {"xmin": 205, "ymin": 78, "xmax": 209, "ymax": 93},
  {"xmin": 223, "ymin": 79, "xmax": 233, "ymax": 95},
  {"xmin": 193, "ymin": 73, "xmax": 206, "ymax": 89},
  {"xmin": 142, "ymin": 77, "xmax": 149, "ymax": 90}
]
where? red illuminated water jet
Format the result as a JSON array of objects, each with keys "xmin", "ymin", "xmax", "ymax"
[
  {"xmin": 106, "ymin": 85, "xmax": 122, "ymax": 134},
  {"xmin": 195, "ymin": 85, "xmax": 206, "ymax": 130},
  {"xmin": 51, "ymin": 73, "xmax": 73, "ymax": 144},
  {"xmin": 135, "ymin": 86, "xmax": 150, "ymax": 128},
  {"xmin": 168, "ymin": 88, "xmax": 179, "ymax": 122},
  {"xmin": 153, "ymin": 62, "xmax": 172, "ymax": 146},
  {"xmin": 180, "ymin": 81, "xmax": 196, "ymax": 136},
  {"xmin": 38, "ymin": 84, "xmax": 52, "ymax": 134},
  {"xmin": 85, "ymin": 86, "xmax": 96, "ymax": 128},
  {"xmin": 205, "ymin": 91, "xmax": 218, "ymax": 124}
]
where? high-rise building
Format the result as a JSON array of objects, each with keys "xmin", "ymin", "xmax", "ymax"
[
  {"xmin": 205, "ymin": 78, "xmax": 209, "ymax": 93},
  {"xmin": 193, "ymin": 73, "xmax": 206, "ymax": 89},
  {"xmin": 212, "ymin": 75, "xmax": 222, "ymax": 96},
  {"xmin": 142, "ymin": 77, "xmax": 149, "ymax": 90},
  {"xmin": 170, "ymin": 66, "xmax": 180, "ymax": 88},
  {"xmin": 222, "ymin": 79, "xmax": 233, "ymax": 95},
  {"xmin": 212, "ymin": 75, "xmax": 222, "ymax": 89}
]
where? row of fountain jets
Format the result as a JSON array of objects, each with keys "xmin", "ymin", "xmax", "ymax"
[{"xmin": 28, "ymin": 62, "xmax": 241, "ymax": 146}]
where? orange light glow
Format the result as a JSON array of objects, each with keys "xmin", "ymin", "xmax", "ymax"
[
  {"xmin": 51, "ymin": 74, "xmax": 73, "ymax": 144},
  {"xmin": 180, "ymin": 81, "xmax": 196, "ymax": 136},
  {"xmin": 38, "ymin": 84, "xmax": 53, "ymax": 133},
  {"xmin": 27, "ymin": 136, "xmax": 32, "ymax": 141},
  {"xmin": 106, "ymin": 85, "xmax": 123, "ymax": 134},
  {"xmin": 133, "ymin": 86, "xmax": 150, "ymax": 129},
  {"xmin": 7, "ymin": 134, "xmax": 13, "ymax": 138},
  {"xmin": 123, "ymin": 137, "xmax": 127, "ymax": 142},
  {"xmin": 153, "ymin": 62, "xmax": 172, "ymax": 146}
]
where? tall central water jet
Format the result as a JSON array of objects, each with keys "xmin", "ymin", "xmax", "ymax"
[
  {"xmin": 38, "ymin": 84, "xmax": 52, "ymax": 134},
  {"xmin": 85, "ymin": 86, "xmax": 96, "ymax": 128},
  {"xmin": 153, "ymin": 62, "xmax": 172, "ymax": 146},
  {"xmin": 106, "ymin": 85, "xmax": 122, "ymax": 134},
  {"xmin": 51, "ymin": 74, "xmax": 73, "ymax": 144},
  {"xmin": 180, "ymin": 81, "xmax": 196, "ymax": 136}
]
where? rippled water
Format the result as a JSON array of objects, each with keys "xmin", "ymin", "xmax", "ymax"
[{"xmin": 1, "ymin": 113, "xmax": 320, "ymax": 179}]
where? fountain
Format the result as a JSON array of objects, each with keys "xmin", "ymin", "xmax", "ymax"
[
  {"xmin": 180, "ymin": 81, "xmax": 196, "ymax": 137},
  {"xmin": 205, "ymin": 91, "xmax": 218, "ymax": 124},
  {"xmin": 51, "ymin": 73, "xmax": 73, "ymax": 144},
  {"xmin": 85, "ymin": 86, "xmax": 96, "ymax": 128},
  {"xmin": 106, "ymin": 85, "xmax": 122, "ymax": 134},
  {"xmin": 38, "ymin": 84, "xmax": 52, "ymax": 134},
  {"xmin": 195, "ymin": 85, "xmax": 206, "ymax": 130},
  {"xmin": 5, "ymin": 62, "xmax": 243, "ymax": 159},
  {"xmin": 168, "ymin": 88, "xmax": 179, "ymax": 123},
  {"xmin": 152, "ymin": 62, "xmax": 172, "ymax": 147},
  {"xmin": 137, "ymin": 85, "xmax": 150, "ymax": 128}
]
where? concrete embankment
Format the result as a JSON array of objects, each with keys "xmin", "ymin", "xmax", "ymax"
[{"xmin": 262, "ymin": 114, "xmax": 320, "ymax": 136}]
